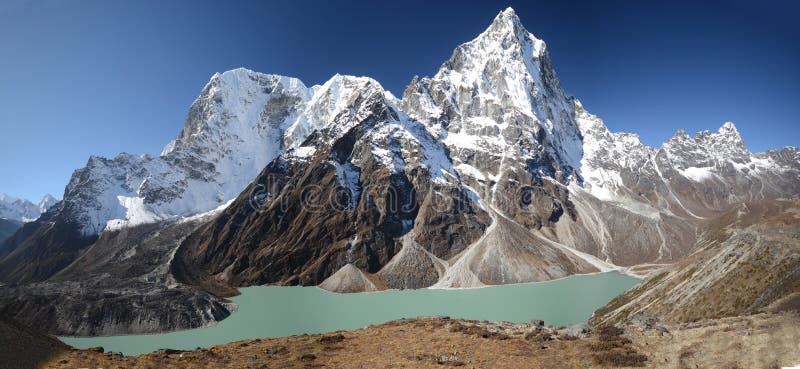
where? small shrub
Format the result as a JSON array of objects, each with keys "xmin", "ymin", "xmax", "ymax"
[
  {"xmin": 592, "ymin": 349, "xmax": 648, "ymax": 367},
  {"xmin": 591, "ymin": 325, "xmax": 647, "ymax": 367},
  {"xmin": 319, "ymin": 334, "xmax": 345, "ymax": 345},
  {"xmin": 449, "ymin": 323, "xmax": 466, "ymax": 333},
  {"xmin": 597, "ymin": 326, "xmax": 624, "ymax": 339},
  {"xmin": 589, "ymin": 337, "xmax": 631, "ymax": 352},
  {"xmin": 524, "ymin": 331, "xmax": 553, "ymax": 342},
  {"xmin": 299, "ymin": 353, "xmax": 317, "ymax": 362},
  {"xmin": 449, "ymin": 323, "xmax": 509, "ymax": 340}
]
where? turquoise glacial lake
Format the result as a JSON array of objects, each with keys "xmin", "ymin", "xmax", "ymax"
[{"xmin": 60, "ymin": 271, "xmax": 638, "ymax": 355}]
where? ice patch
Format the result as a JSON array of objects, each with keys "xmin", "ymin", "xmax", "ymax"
[
  {"xmin": 179, "ymin": 199, "xmax": 235, "ymax": 224},
  {"xmin": 294, "ymin": 146, "xmax": 316, "ymax": 159},
  {"xmin": 105, "ymin": 196, "xmax": 164, "ymax": 232},
  {"xmin": 332, "ymin": 161, "xmax": 361, "ymax": 208},
  {"xmin": 681, "ymin": 166, "xmax": 716, "ymax": 182},
  {"xmin": 456, "ymin": 163, "xmax": 486, "ymax": 181},
  {"xmin": 370, "ymin": 145, "xmax": 406, "ymax": 174}
]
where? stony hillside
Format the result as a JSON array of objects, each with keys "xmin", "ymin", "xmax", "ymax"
[{"xmin": 592, "ymin": 200, "xmax": 800, "ymax": 326}]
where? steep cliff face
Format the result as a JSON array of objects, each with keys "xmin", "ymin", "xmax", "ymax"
[
  {"xmin": 400, "ymin": 8, "xmax": 583, "ymax": 229},
  {"xmin": 63, "ymin": 71, "xmax": 313, "ymax": 237},
  {"xmin": 174, "ymin": 8, "xmax": 798, "ymax": 295}
]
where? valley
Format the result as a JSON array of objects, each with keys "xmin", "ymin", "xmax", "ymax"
[
  {"xmin": 0, "ymin": 7, "xmax": 796, "ymax": 369},
  {"xmin": 60, "ymin": 272, "xmax": 638, "ymax": 356}
]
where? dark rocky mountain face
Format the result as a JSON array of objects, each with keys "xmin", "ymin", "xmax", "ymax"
[
  {"xmin": 0, "ymin": 219, "xmax": 22, "ymax": 243},
  {"xmin": 0, "ymin": 205, "xmax": 97, "ymax": 283},
  {"xmin": 172, "ymin": 8, "xmax": 606, "ymax": 294},
  {"xmin": 0, "ymin": 213, "xmax": 234, "ymax": 336},
  {"xmin": 174, "ymin": 8, "xmax": 799, "ymax": 295},
  {"xmin": 171, "ymin": 78, "xmax": 494, "ymax": 291}
]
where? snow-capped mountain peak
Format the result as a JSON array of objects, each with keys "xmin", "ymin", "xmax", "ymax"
[
  {"xmin": 50, "ymin": 69, "xmax": 405, "ymax": 235},
  {"xmin": 284, "ymin": 74, "xmax": 385, "ymax": 151},
  {"xmin": 694, "ymin": 121, "xmax": 748, "ymax": 158},
  {"xmin": 438, "ymin": 7, "xmax": 547, "ymax": 90},
  {"xmin": 481, "ymin": 7, "xmax": 539, "ymax": 50},
  {"xmin": 401, "ymin": 7, "xmax": 583, "ymax": 188},
  {"xmin": 162, "ymin": 68, "xmax": 311, "ymax": 157},
  {"xmin": 659, "ymin": 121, "xmax": 750, "ymax": 168},
  {"xmin": 58, "ymin": 68, "xmax": 320, "ymax": 235},
  {"xmin": 37, "ymin": 194, "xmax": 58, "ymax": 214}
]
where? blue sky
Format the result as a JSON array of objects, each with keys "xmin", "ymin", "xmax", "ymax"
[{"xmin": 1, "ymin": 0, "xmax": 798, "ymax": 201}]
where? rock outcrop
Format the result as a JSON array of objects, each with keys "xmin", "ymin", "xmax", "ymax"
[{"xmin": 318, "ymin": 264, "xmax": 382, "ymax": 293}]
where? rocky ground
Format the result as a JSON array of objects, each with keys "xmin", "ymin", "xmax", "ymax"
[
  {"xmin": 0, "ymin": 215, "xmax": 236, "ymax": 336},
  {"xmin": 625, "ymin": 312, "xmax": 800, "ymax": 369},
  {"xmin": 17, "ymin": 312, "xmax": 798, "ymax": 369}
]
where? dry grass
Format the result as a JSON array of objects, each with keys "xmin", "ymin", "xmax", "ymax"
[
  {"xmin": 43, "ymin": 317, "xmax": 604, "ymax": 369},
  {"xmin": 589, "ymin": 325, "xmax": 647, "ymax": 367},
  {"xmin": 37, "ymin": 311, "xmax": 800, "ymax": 369},
  {"xmin": 594, "ymin": 200, "xmax": 800, "ymax": 327},
  {"xmin": 628, "ymin": 312, "xmax": 800, "ymax": 369}
]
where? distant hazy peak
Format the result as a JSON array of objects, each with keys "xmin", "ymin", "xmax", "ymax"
[
  {"xmin": 38, "ymin": 194, "xmax": 59, "ymax": 214},
  {"xmin": 0, "ymin": 193, "xmax": 56, "ymax": 222}
]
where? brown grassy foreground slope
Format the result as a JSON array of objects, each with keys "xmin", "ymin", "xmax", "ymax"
[
  {"xmin": 33, "ymin": 313, "xmax": 800, "ymax": 369},
  {"xmin": 592, "ymin": 200, "xmax": 800, "ymax": 326},
  {"xmin": 626, "ymin": 312, "xmax": 800, "ymax": 369}
]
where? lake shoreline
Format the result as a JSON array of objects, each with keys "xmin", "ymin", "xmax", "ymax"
[
  {"xmin": 60, "ymin": 271, "xmax": 639, "ymax": 355},
  {"xmin": 44, "ymin": 312, "xmax": 800, "ymax": 368}
]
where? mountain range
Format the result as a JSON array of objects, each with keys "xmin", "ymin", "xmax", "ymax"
[
  {"xmin": 0, "ymin": 194, "xmax": 58, "ymax": 242},
  {"xmin": 0, "ymin": 8, "xmax": 797, "ymax": 335},
  {"xmin": 0, "ymin": 194, "xmax": 58, "ymax": 222}
]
